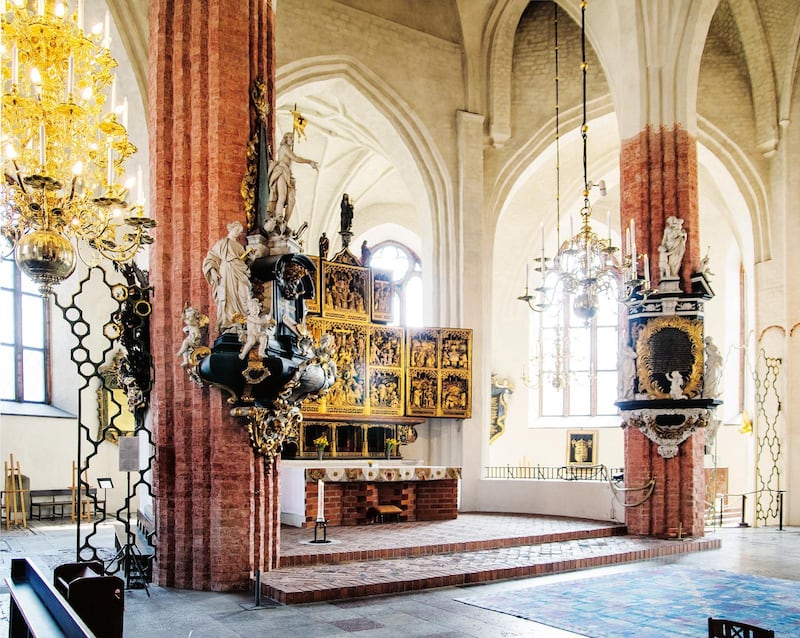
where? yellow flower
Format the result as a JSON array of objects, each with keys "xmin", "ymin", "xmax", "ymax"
[
  {"xmin": 385, "ymin": 438, "xmax": 398, "ymax": 448},
  {"xmin": 313, "ymin": 435, "xmax": 329, "ymax": 448}
]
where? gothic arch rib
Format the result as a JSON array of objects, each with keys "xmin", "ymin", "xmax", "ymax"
[
  {"xmin": 698, "ymin": 114, "xmax": 771, "ymax": 263},
  {"xmin": 779, "ymin": 10, "xmax": 800, "ymax": 122},
  {"xmin": 276, "ymin": 56, "xmax": 458, "ymax": 324},
  {"xmin": 729, "ymin": 0, "xmax": 779, "ymax": 155},
  {"xmin": 483, "ymin": 0, "xmax": 530, "ymax": 147}
]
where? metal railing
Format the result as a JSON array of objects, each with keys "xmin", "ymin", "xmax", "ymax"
[
  {"xmin": 484, "ymin": 465, "xmax": 624, "ymax": 482},
  {"xmin": 705, "ymin": 489, "xmax": 786, "ymax": 531}
]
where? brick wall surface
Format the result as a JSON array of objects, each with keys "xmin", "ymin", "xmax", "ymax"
[
  {"xmin": 149, "ymin": 0, "xmax": 276, "ymax": 591},
  {"xmin": 620, "ymin": 125, "xmax": 700, "ymax": 290},
  {"xmin": 300, "ymin": 480, "xmax": 458, "ymax": 527}
]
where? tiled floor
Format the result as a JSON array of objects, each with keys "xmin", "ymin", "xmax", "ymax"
[{"xmin": 1, "ymin": 516, "xmax": 797, "ymax": 637}]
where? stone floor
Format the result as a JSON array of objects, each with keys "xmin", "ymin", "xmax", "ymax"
[{"xmin": 1, "ymin": 515, "xmax": 797, "ymax": 637}]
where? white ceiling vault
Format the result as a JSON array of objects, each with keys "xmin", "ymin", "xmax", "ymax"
[{"xmin": 106, "ymin": 0, "xmax": 798, "ymax": 272}]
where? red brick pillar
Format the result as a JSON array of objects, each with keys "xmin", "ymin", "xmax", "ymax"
[
  {"xmin": 620, "ymin": 125, "xmax": 706, "ymax": 538},
  {"xmin": 148, "ymin": 0, "xmax": 277, "ymax": 589},
  {"xmin": 620, "ymin": 126, "xmax": 700, "ymax": 291}
]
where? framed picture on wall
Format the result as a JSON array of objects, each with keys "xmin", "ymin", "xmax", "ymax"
[{"xmin": 567, "ymin": 430, "xmax": 598, "ymax": 465}]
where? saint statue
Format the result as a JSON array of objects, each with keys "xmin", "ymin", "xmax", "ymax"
[
  {"xmin": 658, "ymin": 216, "xmax": 687, "ymax": 278},
  {"xmin": 340, "ymin": 193, "xmax": 354, "ymax": 234},
  {"xmin": 703, "ymin": 336, "xmax": 723, "ymax": 398},
  {"xmin": 319, "ymin": 232, "xmax": 330, "ymax": 260},
  {"xmin": 266, "ymin": 132, "xmax": 319, "ymax": 228},
  {"xmin": 202, "ymin": 221, "xmax": 252, "ymax": 332}
]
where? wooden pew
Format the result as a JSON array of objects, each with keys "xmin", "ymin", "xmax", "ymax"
[{"xmin": 6, "ymin": 557, "xmax": 94, "ymax": 638}]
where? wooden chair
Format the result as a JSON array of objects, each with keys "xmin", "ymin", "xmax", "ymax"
[{"xmin": 708, "ymin": 617, "xmax": 775, "ymax": 638}]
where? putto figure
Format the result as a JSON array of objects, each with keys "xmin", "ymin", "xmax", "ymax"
[
  {"xmin": 176, "ymin": 305, "xmax": 209, "ymax": 367},
  {"xmin": 202, "ymin": 220, "xmax": 252, "ymax": 332},
  {"xmin": 238, "ymin": 298, "xmax": 275, "ymax": 360}
]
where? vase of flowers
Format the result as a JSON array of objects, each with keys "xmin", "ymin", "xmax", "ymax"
[
  {"xmin": 313, "ymin": 435, "xmax": 328, "ymax": 461},
  {"xmin": 385, "ymin": 437, "xmax": 398, "ymax": 460}
]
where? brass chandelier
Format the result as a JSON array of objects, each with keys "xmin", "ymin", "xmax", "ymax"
[
  {"xmin": 1, "ymin": 0, "xmax": 154, "ymax": 295},
  {"xmin": 518, "ymin": 1, "xmax": 642, "ymax": 321}
]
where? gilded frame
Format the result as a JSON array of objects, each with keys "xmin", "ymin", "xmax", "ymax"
[
  {"xmin": 567, "ymin": 430, "xmax": 598, "ymax": 465},
  {"xmin": 635, "ymin": 316, "xmax": 703, "ymax": 399},
  {"xmin": 97, "ymin": 371, "xmax": 136, "ymax": 443}
]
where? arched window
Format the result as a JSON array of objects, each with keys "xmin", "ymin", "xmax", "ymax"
[
  {"xmin": 0, "ymin": 254, "xmax": 48, "ymax": 403},
  {"xmin": 367, "ymin": 241, "xmax": 423, "ymax": 327},
  {"xmin": 529, "ymin": 289, "xmax": 619, "ymax": 419}
]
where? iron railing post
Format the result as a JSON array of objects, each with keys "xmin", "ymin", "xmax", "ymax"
[
  {"xmin": 738, "ymin": 494, "xmax": 749, "ymax": 527},
  {"xmin": 779, "ymin": 492, "xmax": 784, "ymax": 531}
]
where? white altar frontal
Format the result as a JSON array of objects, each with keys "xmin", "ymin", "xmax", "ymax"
[{"xmin": 280, "ymin": 460, "xmax": 462, "ymax": 527}]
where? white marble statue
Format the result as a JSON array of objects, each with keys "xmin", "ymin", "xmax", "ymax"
[
  {"xmin": 703, "ymin": 336, "xmax": 723, "ymax": 398},
  {"xmin": 618, "ymin": 344, "xmax": 637, "ymax": 401},
  {"xmin": 658, "ymin": 216, "xmax": 687, "ymax": 278},
  {"xmin": 202, "ymin": 221, "xmax": 252, "ymax": 332},
  {"xmin": 239, "ymin": 298, "xmax": 275, "ymax": 360},
  {"xmin": 667, "ymin": 370, "xmax": 686, "ymax": 399},
  {"xmin": 315, "ymin": 332, "xmax": 338, "ymax": 388},
  {"xmin": 266, "ymin": 132, "xmax": 319, "ymax": 230},
  {"xmin": 176, "ymin": 305, "xmax": 208, "ymax": 367}
]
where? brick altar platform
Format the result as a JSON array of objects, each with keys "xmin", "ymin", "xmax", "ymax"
[{"xmin": 265, "ymin": 512, "xmax": 720, "ymax": 604}]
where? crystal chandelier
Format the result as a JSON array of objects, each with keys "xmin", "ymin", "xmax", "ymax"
[
  {"xmin": 1, "ymin": 0, "xmax": 155, "ymax": 295},
  {"xmin": 518, "ymin": 1, "xmax": 641, "ymax": 321}
]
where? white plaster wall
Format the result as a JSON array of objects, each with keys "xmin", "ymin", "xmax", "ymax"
[{"xmin": 470, "ymin": 479, "xmax": 624, "ymax": 523}]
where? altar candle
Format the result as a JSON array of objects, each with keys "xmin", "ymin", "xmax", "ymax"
[{"xmin": 316, "ymin": 480, "xmax": 325, "ymax": 521}]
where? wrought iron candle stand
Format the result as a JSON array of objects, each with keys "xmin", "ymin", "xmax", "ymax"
[{"xmin": 311, "ymin": 519, "xmax": 330, "ymax": 544}]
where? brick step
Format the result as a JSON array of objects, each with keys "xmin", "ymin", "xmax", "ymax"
[
  {"xmin": 262, "ymin": 534, "xmax": 720, "ymax": 604},
  {"xmin": 279, "ymin": 521, "xmax": 627, "ymax": 567}
]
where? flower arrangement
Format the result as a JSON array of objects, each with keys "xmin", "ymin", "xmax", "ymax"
[
  {"xmin": 313, "ymin": 435, "xmax": 329, "ymax": 449},
  {"xmin": 385, "ymin": 438, "xmax": 398, "ymax": 450}
]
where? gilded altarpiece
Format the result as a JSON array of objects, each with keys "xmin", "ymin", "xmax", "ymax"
[
  {"xmin": 407, "ymin": 328, "xmax": 472, "ymax": 418},
  {"xmin": 297, "ymin": 256, "xmax": 472, "ymax": 457}
]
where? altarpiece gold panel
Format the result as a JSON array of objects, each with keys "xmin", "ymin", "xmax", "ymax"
[
  {"xmin": 370, "ymin": 268, "xmax": 394, "ymax": 324},
  {"xmin": 406, "ymin": 327, "xmax": 473, "ymax": 418},
  {"xmin": 321, "ymin": 260, "xmax": 370, "ymax": 322}
]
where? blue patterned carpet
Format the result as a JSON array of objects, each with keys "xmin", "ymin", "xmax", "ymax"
[{"xmin": 456, "ymin": 566, "xmax": 799, "ymax": 637}]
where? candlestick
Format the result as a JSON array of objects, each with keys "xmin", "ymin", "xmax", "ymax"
[{"xmin": 316, "ymin": 480, "xmax": 325, "ymax": 521}]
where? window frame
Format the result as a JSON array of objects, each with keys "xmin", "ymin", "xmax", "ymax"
[
  {"xmin": 531, "ymin": 291, "xmax": 620, "ymax": 423},
  {"xmin": 0, "ymin": 254, "xmax": 50, "ymax": 404},
  {"xmin": 368, "ymin": 240, "xmax": 423, "ymax": 327}
]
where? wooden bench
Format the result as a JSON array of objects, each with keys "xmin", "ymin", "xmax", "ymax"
[
  {"xmin": 368, "ymin": 504, "xmax": 403, "ymax": 523},
  {"xmin": 6, "ymin": 557, "xmax": 94, "ymax": 638},
  {"xmin": 30, "ymin": 488, "xmax": 105, "ymax": 520}
]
